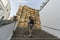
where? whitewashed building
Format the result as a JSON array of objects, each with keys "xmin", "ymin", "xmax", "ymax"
[
  {"xmin": 0, "ymin": 0, "xmax": 11, "ymax": 20},
  {"xmin": 40, "ymin": 0, "xmax": 60, "ymax": 38}
]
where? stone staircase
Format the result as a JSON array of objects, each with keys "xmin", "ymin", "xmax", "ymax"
[{"xmin": 11, "ymin": 27, "xmax": 60, "ymax": 40}]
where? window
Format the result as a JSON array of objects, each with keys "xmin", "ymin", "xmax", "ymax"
[
  {"xmin": 7, "ymin": 9, "xmax": 8, "ymax": 12},
  {"xmin": 1, "ymin": 16, "xmax": 4, "ymax": 19}
]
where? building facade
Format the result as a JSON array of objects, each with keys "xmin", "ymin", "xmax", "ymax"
[{"xmin": 0, "ymin": 0, "xmax": 11, "ymax": 20}]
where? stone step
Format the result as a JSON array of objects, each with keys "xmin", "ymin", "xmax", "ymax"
[
  {"xmin": 12, "ymin": 35, "xmax": 57, "ymax": 38},
  {"xmin": 11, "ymin": 38, "xmax": 60, "ymax": 40}
]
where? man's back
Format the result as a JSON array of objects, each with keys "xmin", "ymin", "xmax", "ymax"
[{"xmin": 29, "ymin": 19, "xmax": 34, "ymax": 25}]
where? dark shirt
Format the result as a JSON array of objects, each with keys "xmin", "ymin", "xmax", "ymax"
[{"xmin": 29, "ymin": 19, "xmax": 34, "ymax": 25}]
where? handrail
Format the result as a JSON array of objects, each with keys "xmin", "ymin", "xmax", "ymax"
[
  {"xmin": 42, "ymin": 25, "xmax": 60, "ymax": 31},
  {"xmin": 39, "ymin": 0, "xmax": 49, "ymax": 11},
  {"xmin": 0, "ymin": 20, "xmax": 15, "ymax": 27}
]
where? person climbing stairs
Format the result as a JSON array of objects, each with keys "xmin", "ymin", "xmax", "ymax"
[{"xmin": 11, "ymin": 27, "xmax": 60, "ymax": 40}]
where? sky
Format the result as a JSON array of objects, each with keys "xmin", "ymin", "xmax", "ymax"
[{"xmin": 9, "ymin": 0, "xmax": 44, "ymax": 17}]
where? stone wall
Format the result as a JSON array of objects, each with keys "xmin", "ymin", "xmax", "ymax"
[{"xmin": 16, "ymin": 5, "xmax": 41, "ymax": 29}]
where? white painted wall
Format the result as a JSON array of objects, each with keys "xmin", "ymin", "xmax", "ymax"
[
  {"xmin": 1, "ymin": 0, "xmax": 8, "ymax": 7},
  {"xmin": 3, "ymin": 3, "xmax": 11, "ymax": 20},
  {"xmin": 40, "ymin": 0, "xmax": 60, "ymax": 38},
  {"xmin": 0, "ymin": 0, "xmax": 11, "ymax": 20},
  {"xmin": 0, "ymin": 22, "xmax": 17, "ymax": 40}
]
